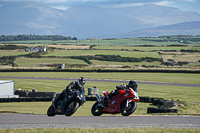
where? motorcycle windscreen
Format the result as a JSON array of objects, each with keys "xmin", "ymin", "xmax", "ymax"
[{"xmin": 77, "ymin": 90, "xmax": 86, "ymax": 102}]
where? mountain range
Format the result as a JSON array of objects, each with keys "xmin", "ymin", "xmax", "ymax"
[{"xmin": 0, "ymin": 1, "xmax": 200, "ymax": 39}]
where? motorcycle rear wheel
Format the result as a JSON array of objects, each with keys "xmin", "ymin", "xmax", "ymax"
[
  {"xmin": 91, "ymin": 102, "xmax": 103, "ymax": 116},
  {"xmin": 47, "ymin": 105, "xmax": 56, "ymax": 117},
  {"xmin": 64, "ymin": 100, "xmax": 79, "ymax": 116},
  {"xmin": 120, "ymin": 101, "xmax": 137, "ymax": 116}
]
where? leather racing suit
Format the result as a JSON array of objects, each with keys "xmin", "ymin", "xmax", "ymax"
[{"xmin": 53, "ymin": 81, "xmax": 85, "ymax": 108}]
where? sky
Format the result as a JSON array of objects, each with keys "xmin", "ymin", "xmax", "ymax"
[{"xmin": 0, "ymin": 0, "xmax": 200, "ymax": 14}]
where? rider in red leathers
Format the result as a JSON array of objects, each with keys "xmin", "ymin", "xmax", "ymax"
[{"xmin": 104, "ymin": 80, "xmax": 138, "ymax": 107}]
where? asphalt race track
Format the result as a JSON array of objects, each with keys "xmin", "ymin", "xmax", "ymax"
[
  {"xmin": 0, "ymin": 76, "xmax": 200, "ymax": 87},
  {"xmin": 0, "ymin": 114, "xmax": 200, "ymax": 129}
]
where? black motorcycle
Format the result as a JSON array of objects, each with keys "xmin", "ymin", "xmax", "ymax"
[{"xmin": 47, "ymin": 89, "xmax": 86, "ymax": 116}]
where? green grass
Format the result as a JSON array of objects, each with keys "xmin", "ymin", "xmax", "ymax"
[
  {"xmin": 1, "ymin": 127, "xmax": 199, "ymax": 133},
  {"xmin": 91, "ymin": 60, "xmax": 162, "ymax": 66},
  {"xmin": 0, "ymin": 101, "xmax": 150, "ymax": 115},
  {"xmin": 0, "ymin": 72, "xmax": 199, "ymax": 84},
  {"xmin": 0, "ymin": 50, "xmax": 31, "ymax": 57},
  {"xmin": 89, "ymin": 38, "xmax": 194, "ymax": 46},
  {"xmin": 15, "ymin": 58, "xmax": 87, "ymax": 67},
  {"xmin": 43, "ymin": 50, "xmax": 160, "ymax": 58},
  {"xmin": 190, "ymin": 47, "xmax": 200, "ymax": 51},
  {"xmin": 0, "ymin": 44, "xmax": 198, "ymax": 70},
  {"xmin": 96, "ymin": 46, "xmax": 188, "ymax": 51},
  {"xmin": 1, "ymin": 36, "xmax": 200, "ymax": 46},
  {"xmin": 1, "ymin": 78, "xmax": 198, "ymax": 103}
]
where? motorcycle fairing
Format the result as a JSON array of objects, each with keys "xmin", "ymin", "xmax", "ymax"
[{"xmin": 102, "ymin": 90, "xmax": 136, "ymax": 114}]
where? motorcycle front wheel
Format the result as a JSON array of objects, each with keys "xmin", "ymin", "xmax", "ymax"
[
  {"xmin": 64, "ymin": 100, "xmax": 79, "ymax": 116},
  {"xmin": 47, "ymin": 105, "xmax": 56, "ymax": 117},
  {"xmin": 120, "ymin": 101, "xmax": 137, "ymax": 116},
  {"xmin": 91, "ymin": 101, "xmax": 103, "ymax": 116}
]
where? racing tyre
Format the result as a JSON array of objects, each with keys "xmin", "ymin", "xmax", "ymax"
[
  {"xmin": 64, "ymin": 100, "xmax": 79, "ymax": 116},
  {"xmin": 91, "ymin": 102, "xmax": 103, "ymax": 116},
  {"xmin": 120, "ymin": 101, "xmax": 137, "ymax": 116},
  {"xmin": 47, "ymin": 105, "xmax": 56, "ymax": 117}
]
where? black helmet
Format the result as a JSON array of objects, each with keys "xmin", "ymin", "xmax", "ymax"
[
  {"xmin": 77, "ymin": 77, "xmax": 86, "ymax": 87},
  {"xmin": 128, "ymin": 80, "xmax": 138, "ymax": 89}
]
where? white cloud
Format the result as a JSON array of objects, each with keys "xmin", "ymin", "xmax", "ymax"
[
  {"xmin": 153, "ymin": 1, "xmax": 172, "ymax": 6},
  {"xmin": 103, "ymin": 3, "xmax": 145, "ymax": 8},
  {"xmin": 51, "ymin": 5, "xmax": 70, "ymax": 10}
]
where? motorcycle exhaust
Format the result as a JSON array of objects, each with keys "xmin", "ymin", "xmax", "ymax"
[{"xmin": 95, "ymin": 94, "xmax": 102, "ymax": 102}]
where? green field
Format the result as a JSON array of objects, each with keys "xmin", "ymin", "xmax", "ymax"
[
  {"xmin": 190, "ymin": 47, "xmax": 200, "ymax": 51},
  {"xmin": 1, "ymin": 48, "xmax": 199, "ymax": 68},
  {"xmin": 15, "ymin": 58, "xmax": 87, "ymax": 67},
  {"xmin": 0, "ymin": 36, "xmax": 200, "ymax": 70},
  {"xmin": 1, "ymin": 72, "xmax": 199, "ymax": 84},
  {"xmin": 0, "ymin": 50, "xmax": 32, "ymax": 57},
  {"xmin": 95, "ymin": 46, "xmax": 188, "ymax": 51},
  {"xmin": 1, "ymin": 36, "xmax": 200, "ymax": 46},
  {"xmin": 14, "ymin": 58, "xmax": 163, "ymax": 68},
  {"xmin": 91, "ymin": 60, "xmax": 162, "ymax": 66},
  {"xmin": 42, "ymin": 50, "xmax": 160, "ymax": 58},
  {"xmin": 0, "ymin": 72, "xmax": 199, "ymax": 115}
]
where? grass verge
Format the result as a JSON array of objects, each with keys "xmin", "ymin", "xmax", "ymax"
[
  {"xmin": 0, "ymin": 127, "xmax": 199, "ymax": 133},
  {"xmin": 0, "ymin": 101, "xmax": 150, "ymax": 115},
  {"xmin": 0, "ymin": 72, "xmax": 199, "ymax": 84}
]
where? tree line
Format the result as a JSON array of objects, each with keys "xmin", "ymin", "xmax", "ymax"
[
  {"xmin": 142, "ymin": 35, "xmax": 200, "ymax": 44},
  {"xmin": 0, "ymin": 45, "xmax": 26, "ymax": 50},
  {"xmin": 0, "ymin": 35, "xmax": 77, "ymax": 41}
]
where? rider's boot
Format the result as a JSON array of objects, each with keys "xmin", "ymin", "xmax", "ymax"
[
  {"xmin": 104, "ymin": 96, "xmax": 109, "ymax": 107},
  {"xmin": 53, "ymin": 94, "xmax": 62, "ymax": 109},
  {"xmin": 53, "ymin": 99, "xmax": 59, "ymax": 109}
]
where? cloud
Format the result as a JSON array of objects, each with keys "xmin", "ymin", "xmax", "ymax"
[
  {"xmin": 102, "ymin": 3, "xmax": 146, "ymax": 8},
  {"xmin": 153, "ymin": 1, "xmax": 173, "ymax": 6},
  {"xmin": 50, "ymin": 5, "xmax": 70, "ymax": 10}
]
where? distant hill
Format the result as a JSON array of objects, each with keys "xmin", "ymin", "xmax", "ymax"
[
  {"xmin": 113, "ymin": 21, "xmax": 200, "ymax": 38},
  {"xmin": 0, "ymin": 1, "xmax": 200, "ymax": 39}
]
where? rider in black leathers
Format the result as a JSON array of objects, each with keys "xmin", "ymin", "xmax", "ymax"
[
  {"xmin": 53, "ymin": 77, "xmax": 86, "ymax": 108},
  {"xmin": 104, "ymin": 80, "xmax": 138, "ymax": 107}
]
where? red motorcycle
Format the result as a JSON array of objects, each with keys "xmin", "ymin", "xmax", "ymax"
[{"xmin": 91, "ymin": 88, "xmax": 139, "ymax": 116}]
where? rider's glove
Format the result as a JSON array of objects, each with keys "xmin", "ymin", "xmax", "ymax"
[{"xmin": 110, "ymin": 90, "xmax": 115, "ymax": 94}]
